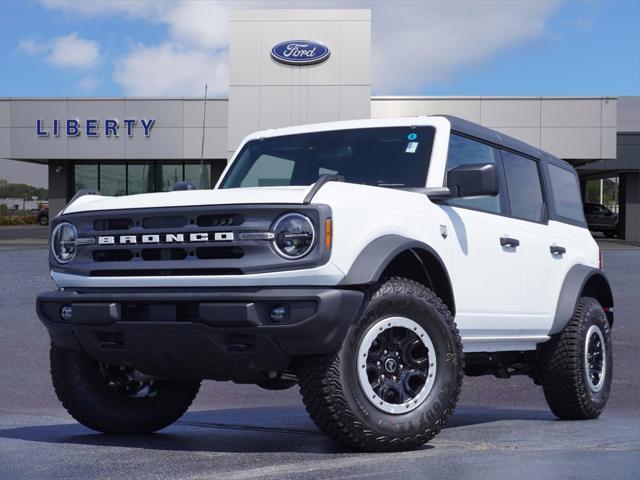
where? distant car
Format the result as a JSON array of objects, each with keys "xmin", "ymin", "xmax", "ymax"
[
  {"xmin": 37, "ymin": 208, "xmax": 48, "ymax": 226},
  {"xmin": 584, "ymin": 202, "xmax": 618, "ymax": 238}
]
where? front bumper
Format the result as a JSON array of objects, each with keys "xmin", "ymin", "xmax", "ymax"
[{"xmin": 36, "ymin": 287, "xmax": 364, "ymax": 382}]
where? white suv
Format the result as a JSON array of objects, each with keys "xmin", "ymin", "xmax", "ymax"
[{"xmin": 37, "ymin": 115, "xmax": 614, "ymax": 452}]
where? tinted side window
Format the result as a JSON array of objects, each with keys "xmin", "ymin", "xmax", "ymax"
[
  {"xmin": 445, "ymin": 134, "xmax": 502, "ymax": 214},
  {"xmin": 502, "ymin": 151, "xmax": 545, "ymax": 222},
  {"xmin": 547, "ymin": 163, "xmax": 585, "ymax": 223}
]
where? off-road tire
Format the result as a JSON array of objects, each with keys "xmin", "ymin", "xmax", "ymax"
[
  {"xmin": 297, "ymin": 277, "xmax": 463, "ymax": 452},
  {"xmin": 539, "ymin": 297, "xmax": 612, "ymax": 419},
  {"xmin": 50, "ymin": 344, "xmax": 201, "ymax": 434}
]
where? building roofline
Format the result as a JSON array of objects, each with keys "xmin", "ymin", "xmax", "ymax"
[
  {"xmin": 371, "ymin": 96, "xmax": 620, "ymax": 100},
  {"xmin": 0, "ymin": 97, "xmax": 229, "ymax": 101}
]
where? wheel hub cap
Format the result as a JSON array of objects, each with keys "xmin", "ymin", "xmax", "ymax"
[
  {"xmin": 357, "ymin": 316, "xmax": 437, "ymax": 414},
  {"xmin": 384, "ymin": 358, "xmax": 398, "ymax": 373},
  {"xmin": 584, "ymin": 325, "xmax": 606, "ymax": 392}
]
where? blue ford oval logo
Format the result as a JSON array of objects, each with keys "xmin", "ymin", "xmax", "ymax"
[{"xmin": 271, "ymin": 40, "xmax": 330, "ymax": 66}]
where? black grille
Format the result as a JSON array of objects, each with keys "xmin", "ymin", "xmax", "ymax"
[
  {"xmin": 196, "ymin": 214, "xmax": 240, "ymax": 227},
  {"xmin": 142, "ymin": 216, "xmax": 188, "ymax": 229},
  {"xmin": 93, "ymin": 218, "xmax": 133, "ymax": 231},
  {"xmin": 122, "ymin": 302, "xmax": 200, "ymax": 322},
  {"xmin": 93, "ymin": 250, "xmax": 134, "ymax": 262},
  {"xmin": 90, "ymin": 268, "xmax": 243, "ymax": 277},
  {"xmin": 141, "ymin": 248, "xmax": 188, "ymax": 261}
]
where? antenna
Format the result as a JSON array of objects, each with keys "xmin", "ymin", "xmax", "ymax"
[{"xmin": 199, "ymin": 83, "xmax": 210, "ymax": 189}]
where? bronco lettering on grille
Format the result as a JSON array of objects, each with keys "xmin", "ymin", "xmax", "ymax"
[{"xmin": 97, "ymin": 232, "xmax": 234, "ymax": 245}]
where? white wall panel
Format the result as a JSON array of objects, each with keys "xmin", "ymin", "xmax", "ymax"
[
  {"xmin": 601, "ymin": 127, "xmax": 618, "ymax": 159},
  {"xmin": 541, "ymin": 99, "xmax": 602, "ymax": 127},
  {"xmin": 306, "ymin": 86, "xmax": 340, "ymax": 124},
  {"xmin": 0, "ymin": 128, "xmax": 10, "ymax": 157},
  {"xmin": 481, "ymin": 99, "xmax": 541, "ymax": 127},
  {"xmin": 371, "ymin": 99, "xmax": 422, "ymax": 118},
  {"xmin": 0, "ymin": 101, "xmax": 10, "ymax": 127},
  {"xmin": 10, "ymin": 100, "xmax": 67, "ymax": 128},
  {"xmin": 259, "ymin": 85, "xmax": 293, "ymax": 129},
  {"xmin": 183, "ymin": 100, "xmax": 228, "ymax": 128},
  {"xmin": 183, "ymin": 127, "xmax": 227, "ymax": 159},
  {"xmin": 340, "ymin": 86, "xmax": 370, "ymax": 120},
  {"xmin": 493, "ymin": 127, "xmax": 541, "ymax": 149},
  {"xmin": 542, "ymin": 127, "xmax": 602, "ymax": 159},
  {"xmin": 420, "ymin": 99, "xmax": 481, "ymax": 123},
  {"xmin": 11, "ymin": 126, "xmax": 67, "ymax": 158},
  {"xmin": 227, "ymin": 87, "xmax": 260, "ymax": 153}
]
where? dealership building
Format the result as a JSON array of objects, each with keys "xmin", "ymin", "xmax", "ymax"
[{"xmin": 1, "ymin": 9, "xmax": 639, "ymax": 240}]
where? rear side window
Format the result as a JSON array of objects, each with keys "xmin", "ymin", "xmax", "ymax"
[
  {"xmin": 547, "ymin": 163, "xmax": 585, "ymax": 223},
  {"xmin": 502, "ymin": 151, "xmax": 545, "ymax": 222},
  {"xmin": 445, "ymin": 134, "xmax": 503, "ymax": 214}
]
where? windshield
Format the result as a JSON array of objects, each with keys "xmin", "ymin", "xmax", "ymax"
[{"xmin": 220, "ymin": 126, "xmax": 435, "ymax": 189}]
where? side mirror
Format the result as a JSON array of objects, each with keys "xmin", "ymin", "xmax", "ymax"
[{"xmin": 447, "ymin": 163, "xmax": 499, "ymax": 198}]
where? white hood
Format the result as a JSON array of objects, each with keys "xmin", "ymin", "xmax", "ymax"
[{"xmin": 62, "ymin": 186, "xmax": 311, "ymax": 214}]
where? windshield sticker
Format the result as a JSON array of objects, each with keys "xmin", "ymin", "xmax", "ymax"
[
  {"xmin": 407, "ymin": 133, "xmax": 417, "ymax": 140},
  {"xmin": 405, "ymin": 141, "xmax": 419, "ymax": 153}
]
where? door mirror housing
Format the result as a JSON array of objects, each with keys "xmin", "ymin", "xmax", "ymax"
[{"xmin": 446, "ymin": 163, "xmax": 499, "ymax": 198}]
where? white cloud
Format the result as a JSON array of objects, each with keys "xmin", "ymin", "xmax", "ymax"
[
  {"xmin": 371, "ymin": 1, "xmax": 558, "ymax": 93},
  {"xmin": 18, "ymin": 39, "xmax": 46, "ymax": 55},
  {"xmin": 18, "ymin": 33, "xmax": 100, "ymax": 69},
  {"xmin": 46, "ymin": 33, "xmax": 100, "ymax": 69},
  {"xmin": 38, "ymin": 0, "xmax": 560, "ymax": 95},
  {"xmin": 40, "ymin": 0, "xmax": 163, "ymax": 19},
  {"xmin": 164, "ymin": 1, "xmax": 229, "ymax": 50},
  {"xmin": 78, "ymin": 75, "xmax": 99, "ymax": 92},
  {"xmin": 113, "ymin": 43, "xmax": 228, "ymax": 96}
]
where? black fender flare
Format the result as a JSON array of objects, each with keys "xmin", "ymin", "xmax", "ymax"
[
  {"xmin": 551, "ymin": 264, "xmax": 614, "ymax": 335},
  {"xmin": 339, "ymin": 234, "xmax": 455, "ymax": 314}
]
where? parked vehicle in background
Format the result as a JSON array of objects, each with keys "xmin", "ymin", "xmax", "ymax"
[
  {"xmin": 37, "ymin": 208, "xmax": 48, "ymax": 226},
  {"xmin": 584, "ymin": 202, "xmax": 618, "ymax": 238}
]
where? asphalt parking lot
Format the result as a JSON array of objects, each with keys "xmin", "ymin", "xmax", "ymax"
[{"xmin": 0, "ymin": 245, "xmax": 638, "ymax": 480}]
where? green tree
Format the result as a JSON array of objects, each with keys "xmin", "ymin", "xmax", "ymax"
[{"xmin": 0, "ymin": 178, "xmax": 48, "ymax": 199}]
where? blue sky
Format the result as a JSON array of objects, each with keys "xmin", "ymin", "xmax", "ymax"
[{"xmin": 0, "ymin": 0, "xmax": 639, "ymax": 97}]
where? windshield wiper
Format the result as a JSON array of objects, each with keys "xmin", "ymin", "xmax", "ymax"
[{"xmin": 303, "ymin": 174, "xmax": 345, "ymax": 204}]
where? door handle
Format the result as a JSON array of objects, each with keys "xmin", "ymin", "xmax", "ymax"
[
  {"xmin": 550, "ymin": 245, "xmax": 566, "ymax": 255},
  {"xmin": 500, "ymin": 237, "xmax": 520, "ymax": 248}
]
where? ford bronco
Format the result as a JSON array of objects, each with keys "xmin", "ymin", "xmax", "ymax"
[{"xmin": 37, "ymin": 116, "xmax": 614, "ymax": 452}]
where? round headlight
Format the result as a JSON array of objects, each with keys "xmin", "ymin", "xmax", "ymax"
[
  {"xmin": 51, "ymin": 222, "xmax": 78, "ymax": 264},
  {"xmin": 271, "ymin": 213, "xmax": 315, "ymax": 259}
]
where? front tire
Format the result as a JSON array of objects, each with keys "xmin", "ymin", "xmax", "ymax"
[
  {"xmin": 50, "ymin": 344, "xmax": 201, "ymax": 434},
  {"xmin": 539, "ymin": 297, "xmax": 612, "ymax": 419},
  {"xmin": 297, "ymin": 277, "xmax": 463, "ymax": 452}
]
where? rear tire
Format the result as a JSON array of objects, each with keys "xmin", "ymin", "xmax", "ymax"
[
  {"xmin": 603, "ymin": 231, "xmax": 616, "ymax": 238},
  {"xmin": 539, "ymin": 297, "xmax": 612, "ymax": 419},
  {"xmin": 297, "ymin": 277, "xmax": 463, "ymax": 452},
  {"xmin": 50, "ymin": 344, "xmax": 201, "ymax": 434}
]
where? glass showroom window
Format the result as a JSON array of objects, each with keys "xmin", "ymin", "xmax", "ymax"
[
  {"xmin": 185, "ymin": 161, "xmax": 212, "ymax": 189},
  {"xmin": 127, "ymin": 163, "xmax": 155, "ymax": 195},
  {"xmin": 99, "ymin": 163, "xmax": 126, "ymax": 196},
  {"xmin": 74, "ymin": 162, "xmax": 98, "ymax": 192},
  {"xmin": 157, "ymin": 163, "xmax": 183, "ymax": 192},
  {"xmin": 72, "ymin": 160, "xmax": 216, "ymax": 196}
]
